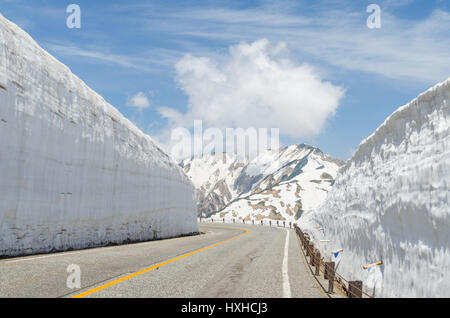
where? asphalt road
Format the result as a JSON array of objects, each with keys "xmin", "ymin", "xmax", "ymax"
[{"xmin": 0, "ymin": 223, "xmax": 325, "ymax": 298}]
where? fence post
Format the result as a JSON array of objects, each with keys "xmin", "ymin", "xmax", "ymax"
[
  {"xmin": 325, "ymin": 262, "xmax": 335, "ymax": 293},
  {"xmin": 309, "ymin": 247, "xmax": 315, "ymax": 266},
  {"xmin": 314, "ymin": 251, "xmax": 321, "ymax": 276},
  {"xmin": 307, "ymin": 242, "xmax": 314, "ymax": 258},
  {"xmin": 348, "ymin": 281, "xmax": 363, "ymax": 298},
  {"xmin": 310, "ymin": 248, "xmax": 315, "ymax": 266}
]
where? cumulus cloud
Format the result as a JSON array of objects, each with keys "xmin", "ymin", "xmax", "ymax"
[
  {"xmin": 127, "ymin": 92, "xmax": 151, "ymax": 109},
  {"xmin": 163, "ymin": 39, "xmax": 344, "ymax": 139}
]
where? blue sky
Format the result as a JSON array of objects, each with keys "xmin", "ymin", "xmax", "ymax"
[{"xmin": 1, "ymin": 0, "xmax": 449, "ymax": 160}]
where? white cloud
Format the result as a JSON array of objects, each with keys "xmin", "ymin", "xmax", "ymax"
[
  {"xmin": 127, "ymin": 92, "xmax": 151, "ymax": 109},
  {"xmin": 46, "ymin": 2, "xmax": 450, "ymax": 84},
  {"xmin": 45, "ymin": 44, "xmax": 182, "ymax": 73},
  {"xmin": 46, "ymin": 44, "xmax": 141, "ymax": 69},
  {"xmin": 140, "ymin": 4, "xmax": 450, "ymax": 84},
  {"xmin": 160, "ymin": 39, "xmax": 344, "ymax": 140}
]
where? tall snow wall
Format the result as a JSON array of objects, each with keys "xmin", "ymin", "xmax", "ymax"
[
  {"xmin": 0, "ymin": 14, "xmax": 198, "ymax": 257},
  {"xmin": 299, "ymin": 78, "xmax": 450, "ymax": 297}
]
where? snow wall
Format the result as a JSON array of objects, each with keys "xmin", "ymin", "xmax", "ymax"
[
  {"xmin": 0, "ymin": 14, "xmax": 198, "ymax": 257},
  {"xmin": 299, "ymin": 78, "xmax": 450, "ymax": 297}
]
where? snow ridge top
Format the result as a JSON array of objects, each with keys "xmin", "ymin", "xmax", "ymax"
[{"xmin": 343, "ymin": 78, "xmax": 450, "ymax": 172}]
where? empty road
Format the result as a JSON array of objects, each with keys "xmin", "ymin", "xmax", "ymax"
[{"xmin": 0, "ymin": 223, "xmax": 325, "ymax": 298}]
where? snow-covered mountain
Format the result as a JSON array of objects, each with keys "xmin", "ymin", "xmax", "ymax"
[
  {"xmin": 0, "ymin": 14, "xmax": 197, "ymax": 256},
  {"xmin": 181, "ymin": 144, "xmax": 344, "ymax": 222},
  {"xmin": 299, "ymin": 78, "xmax": 450, "ymax": 297}
]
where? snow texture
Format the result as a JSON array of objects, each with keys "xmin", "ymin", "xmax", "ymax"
[
  {"xmin": 299, "ymin": 78, "xmax": 450, "ymax": 297},
  {"xmin": 184, "ymin": 144, "xmax": 342, "ymax": 221},
  {"xmin": 0, "ymin": 14, "xmax": 198, "ymax": 257},
  {"xmin": 219, "ymin": 147, "xmax": 340, "ymax": 223}
]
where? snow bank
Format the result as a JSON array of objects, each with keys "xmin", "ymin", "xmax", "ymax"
[
  {"xmin": 299, "ymin": 78, "xmax": 450, "ymax": 297},
  {"xmin": 0, "ymin": 14, "xmax": 197, "ymax": 257}
]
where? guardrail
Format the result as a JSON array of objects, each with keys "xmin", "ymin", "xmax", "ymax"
[
  {"xmin": 294, "ymin": 224, "xmax": 374, "ymax": 298},
  {"xmin": 198, "ymin": 217, "xmax": 293, "ymax": 228}
]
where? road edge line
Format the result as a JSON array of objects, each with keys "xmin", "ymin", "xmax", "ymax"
[{"xmin": 282, "ymin": 228, "xmax": 292, "ymax": 298}]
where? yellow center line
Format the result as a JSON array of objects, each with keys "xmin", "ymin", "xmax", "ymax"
[{"xmin": 72, "ymin": 227, "xmax": 250, "ymax": 298}]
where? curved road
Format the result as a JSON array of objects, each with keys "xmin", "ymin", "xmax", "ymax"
[{"xmin": 0, "ymin": 223, "xmax": 325, "ymax": 298}]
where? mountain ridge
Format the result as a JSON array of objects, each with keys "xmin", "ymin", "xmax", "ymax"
[{"xmin": 180, "ymin": 143, "xmax": 343, "ymax": 220}]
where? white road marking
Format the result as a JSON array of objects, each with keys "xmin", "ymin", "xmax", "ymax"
[
  {"xmin": 282, "ymin": 228, "xmax": 292, "ymax": 298},
  {"xmin": 2, "ymin": 251, "xmax": 83, "ymax": 264}
]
